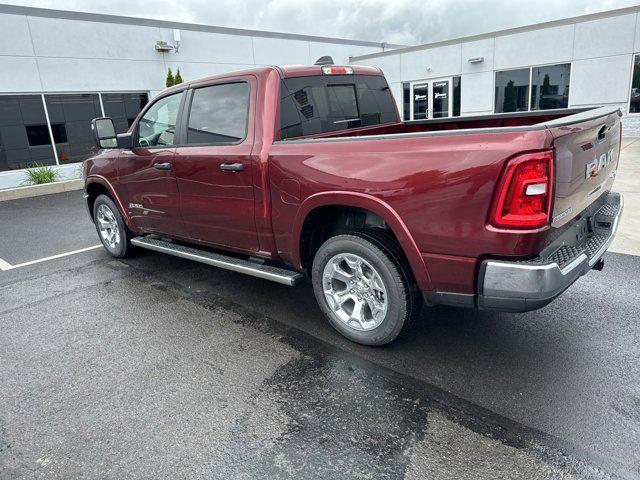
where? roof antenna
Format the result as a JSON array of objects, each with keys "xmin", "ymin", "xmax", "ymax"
[{"xmin": 314, "ymin": 56, "xmax": 334, "ymax": 66}]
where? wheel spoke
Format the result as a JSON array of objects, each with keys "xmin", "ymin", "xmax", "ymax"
[
  {"xmin": 345, "ymin": 257, "xmax": 364, "ymax": 278},
  {"xmin": 364, "ymin": 296, "xmax": 384, "ymax": 321},
  {"xmin": 350, "ymin": 299, "xmax": 365, "ymax": 321},
  {"xmin": 326, "ymin": 289, "xmax": 353, "ymax": 311},
  {"xmin": 329, "ymin": 261, "xmax": 354, "ymax": 285}
]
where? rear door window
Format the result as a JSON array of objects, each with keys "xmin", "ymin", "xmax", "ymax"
[
  {"xmin": 279, "ymin": 75, "xmax": 397, "ymax": 139},
  {"xmin": 185, "ymin": 82, "xmax": 250, "ymax": 145}
]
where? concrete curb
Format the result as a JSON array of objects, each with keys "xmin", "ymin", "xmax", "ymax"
[{"xmin": 0, "ymin": 179, "xmax": 83, "ymax": 202}]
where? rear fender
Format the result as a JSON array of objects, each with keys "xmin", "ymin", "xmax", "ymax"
[{"xmin": 292, "ymin": 191, "xmax": 433, "ymax": 290}]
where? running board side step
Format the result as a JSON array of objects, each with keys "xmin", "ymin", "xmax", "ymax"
[{"xmin": 130, "ymin": 236, "xmax": 304, "ymax": 286}]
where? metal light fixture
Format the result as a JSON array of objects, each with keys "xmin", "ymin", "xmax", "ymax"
[
  {"xmin": 155, "ymin": 30, "xmax": 181, "ymax": 53},
  {"xmin": 468, "ymin": 57, "xmax": 484, "ymax": 63},
  {"xmin": 155, "ymin": 41, "xmax": 174, "ymax": 53}
]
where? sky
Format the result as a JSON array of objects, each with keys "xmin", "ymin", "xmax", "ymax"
[{"xmin": 4, "ymin": 0, "xmax": 640, "ymax": 45}]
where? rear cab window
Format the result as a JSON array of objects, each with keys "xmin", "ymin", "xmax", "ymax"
[{"xmin": 279, "ymin": 74, "xmax": 397, "ymax": 139}]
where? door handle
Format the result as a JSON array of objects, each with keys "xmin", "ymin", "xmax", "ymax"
[
  {"xmin": 153, "ymin": 162, "xmax": 171, "ymax": 170},
  {"xmin": 220, "ymin": 162, "xmax": 244, "ymax": 172}
]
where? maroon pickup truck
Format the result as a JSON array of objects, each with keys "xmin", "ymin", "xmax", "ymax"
[{"xmin": 84, "ymin": 64, "xmax": 623, "ymax": 346}]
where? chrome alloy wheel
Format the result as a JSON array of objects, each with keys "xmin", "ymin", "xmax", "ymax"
[
  {"xmin": 322, "ymin": 253, "xmax": 388, "ymax": 331},
  {"xmin": 96, "ymin": 204, "xmax": 120, "ymax": 249}
]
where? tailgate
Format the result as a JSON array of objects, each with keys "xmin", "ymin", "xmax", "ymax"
[{"xmin": 545, "ymin": 107, "xmax": 622, "ymax": 227}]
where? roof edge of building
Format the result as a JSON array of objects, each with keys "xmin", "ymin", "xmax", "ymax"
[
  {"xmin": 350, "ymin": 4, "xmax": 640, "ymax": 61},
  {"xmin": 0, "ymin": 3, "xmax": 408, "ymax": 50}
]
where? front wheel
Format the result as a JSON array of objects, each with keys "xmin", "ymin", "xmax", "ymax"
[
  {"xmin": 311, "ymin": 232, "xmax": 421, "ymax": 346},
  {"xmin": 93, "ymin": 194, "xmax": 134, "ymax": 258}
]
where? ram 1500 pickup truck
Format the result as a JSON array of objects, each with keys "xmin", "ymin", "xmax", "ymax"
[{"xmin": 84, "ymin": 64, "xmax": 623, "ymax": 346}]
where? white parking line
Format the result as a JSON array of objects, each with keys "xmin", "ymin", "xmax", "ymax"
[{"xmin": 0, "ymin": 245, "xmax": 103, "ymax": 271}]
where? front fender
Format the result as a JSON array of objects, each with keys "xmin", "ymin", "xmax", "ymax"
[
  {"xmin": 85, "ymin": 175, "xmax": 132, "ymax": 225},
  {"xmin": 292, "ymin": 191, "xmax": 433, "ymax": 290}
]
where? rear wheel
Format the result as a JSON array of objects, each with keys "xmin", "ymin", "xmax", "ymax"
[
  {"xmin": 311, "ymin": 232, "xmax": 421, "ymax": 346},
  {"xmin": 93, "ymin": 194, "xmax": 134, "ymax": 258}
]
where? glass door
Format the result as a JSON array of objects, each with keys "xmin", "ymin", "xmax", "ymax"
[
  {"xmin": 431, "ymin": 80, "xmax": 450, "ymax": 118},
  {"xmin": 410, "ymin": 78, "xmax": 452, "ymax": 120},
  {"xmin": 411, "ymin": 83, "xmax": 429, "ymax": 120}
]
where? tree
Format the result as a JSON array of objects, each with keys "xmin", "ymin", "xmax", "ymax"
[
  {"xmin": 174, "ymin": 68, "xmax": 183, "ymax": 84},
  {"xmin": 166, "ymin": 68, "xmax": 175, "ymax": 88}
]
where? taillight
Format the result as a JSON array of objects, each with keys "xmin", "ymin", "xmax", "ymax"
[
  {"xmin": 321, "ymin": 66, "xmax": 353, "ymax": 75},
  {"xmin": 490, "ymin": 150, "xmax": 554, "ymax": 229}
]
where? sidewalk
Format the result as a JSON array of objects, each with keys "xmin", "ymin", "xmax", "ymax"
[{"xmin": 610, "ymin": 138, "xmax": 640, "ymax": 256}]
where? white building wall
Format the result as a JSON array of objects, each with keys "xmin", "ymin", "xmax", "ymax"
[
  {"xmin": 0, "ymin": 7, "xmax": 388, "ymax": 96},
  {"xmin": 351, "ymin": 6, "xmax": 640, "ymax": 136}
]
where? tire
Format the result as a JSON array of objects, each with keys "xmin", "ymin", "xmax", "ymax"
[
  {"xmin": 93, "ymin": 194, "xmax": 134, "ymax": 258},
  {"xmin": 311, "ymin": 232, "xmax": 422, "ymax": 346}
]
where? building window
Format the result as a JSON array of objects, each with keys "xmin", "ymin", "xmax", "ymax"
[
  {"xmin": 25, "ymin": 124, "xmax": 51, "ymax": 147},
  {"xmin": 495, "ymin": 64, "xmax": 571, "ymax": 113},
  {"xmin": 531, "ymin": 64, "xmax": 570, "ymax": 110},
  {"xmin": 402, "ymin": 83, "xmax": 410, "ymax": 121},
  {"xmin": 45, "ymin": 94, "xmax": 103, "ymax": 164},
  {"xmin": 630, "ymin": 55, "xmax": 640, "ymax": 113},
  {"xmin": 0, "ymin": 95, "xmax": 56, "ymax": 172},
  {"xmin": 452, "ymin": 76, "xmax": 461, "ymax": 117},
  {"xmin": 102, "ymin": 93, "xmax": 149, "ymax": 133},
  {"xmin": 495, "ymin": 68, "xmax": 530, "ymax": 113}
]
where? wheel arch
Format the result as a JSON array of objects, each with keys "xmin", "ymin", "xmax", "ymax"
[
  {"xmin": 85, "ymin": 176, "xmax": 131, "ymax": 225},
  {"xmin": 292, "ymin": 191, "xmax": 432, "ymax": 290}
]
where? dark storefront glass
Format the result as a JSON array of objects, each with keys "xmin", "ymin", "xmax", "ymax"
[
  {"xmin": 0, "ymin": 95, "xmax": 56, "ymax": 172},
  {"xmin": 495, "ymin": 68, "xmax": 530, "ymax": 113},
  {"xmin": 432, "ymin": 80, "xmax": 450, "ymax": 118},
  {"xmin": 44, "ymin": 94, "xmax": 102, "ymax": 164},
  {"xmin": 402, "ymin": 82, "xmax": 410, "ymax": 121},
  {"xmin": 102, "ymin": 93, "xmax": 149, "ymax": 133},
  {"xmin": 453, "ymin": 76, "xmax": 461, "ymax": 117},
  {"xmin": 530, "ymin": 63, "xmax": 571, "ymax": 110},
  {"xmin": 630, "ymin": 55, "xmax": 640, "ymax": 113},
  {"xmin": 412, "ymin": 84, "xmax": 428, "ymax": 120}
]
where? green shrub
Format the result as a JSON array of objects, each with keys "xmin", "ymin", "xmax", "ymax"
[
  {"xmin": 166, "ymin": 68, "xmax": 175, "ymax": 88},
  {"xmin": 174, "ymin": 68, "xmax": 183, "ymax": 84},
  {"xmin": 23, "ymin": 164, "xmax": 59, "ymax": 185}
]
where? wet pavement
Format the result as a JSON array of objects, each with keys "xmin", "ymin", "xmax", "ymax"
[{"xmin": 1, "ymin": 192, "xmax": 639, "ymax": 479}]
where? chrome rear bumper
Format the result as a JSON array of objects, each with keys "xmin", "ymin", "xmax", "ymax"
[{"xmin": 477, "ymin": 192, "xmax": 623, "ymax": 312}]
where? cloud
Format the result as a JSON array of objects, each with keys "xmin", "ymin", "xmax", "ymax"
[{"xmin": 4, "ymin": 0, "xmax": 639, "ymax": 45}]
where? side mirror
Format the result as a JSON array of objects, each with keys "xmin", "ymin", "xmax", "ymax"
[
  {"xmin": 116, "ymin": 132, "xmax": 133, "ymax": 150},
  {"xmin": 91, "ymin": 117, "xmax": 117, "ymax": 148}
]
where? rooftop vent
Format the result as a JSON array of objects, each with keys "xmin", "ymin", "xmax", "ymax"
[{"xmin": 314, "ymin": 56, "xmax": 334, "ymax": 66}]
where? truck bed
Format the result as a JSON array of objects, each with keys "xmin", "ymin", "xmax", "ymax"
[{"xmin": 282, "ymin": 107, "xmax": 601, "ymax": 141}]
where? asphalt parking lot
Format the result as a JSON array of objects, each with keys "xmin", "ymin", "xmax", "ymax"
[{"xmin": 1, "ymin": 191, "xmax": 640, "ymax": 479}]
